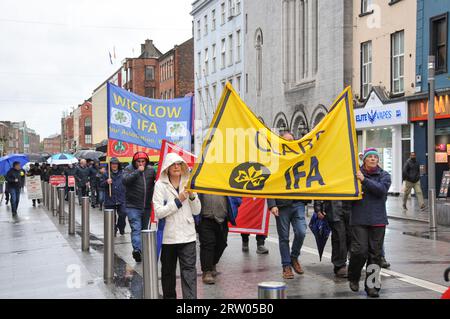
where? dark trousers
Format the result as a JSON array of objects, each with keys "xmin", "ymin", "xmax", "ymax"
[
  {"xmin": 348, "ymin": 225, "xmax": 385, "ymax": 285},
  {"xmin": 77, "ymin": 185, "xmax": 88, "ymax": 205},
  {"xmin": 90, "ymin": 185, "xmax": 98, "ymax": 206},
  {"xmin": 10, "ymin": 188, "xmax": 20, "ymax": 214},
  {"xmin": 161, "ymin": 241, "xmax": 197, "ymax": 299},
  {"xmin": 32, "ymin": 199, "xmax": 41, "ymax": 206},
  {"xmin": 241, "ymin": 233, "xmax": 266, "ymax": 246},
  {"xmin": 330, "ymin": 218, "xmax": 352, "ymax": 272},
  {"xmin": 106, "ymin": 204, "xmax": 127, "ymax": 233},
  {"xmin": 198, "ymin": 218, "xmax": 228, "ymax": 272}
]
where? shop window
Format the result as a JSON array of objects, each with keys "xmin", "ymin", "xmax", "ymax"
[{"xmin": 430, "ymin": 13, "xmax": 448, "ymax": 74}]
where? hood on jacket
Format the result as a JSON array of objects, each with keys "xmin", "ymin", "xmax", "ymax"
[{"xmin": 159, "ymin": 153, "xmax": 190, "ymax": 184}]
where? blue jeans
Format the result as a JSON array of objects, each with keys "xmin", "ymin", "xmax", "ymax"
[
  {"xmin": 10, "ymin": 187, "xmax": 21, "ymax": 214},
  {"xmin": 275, "ymin": 202, "xmax": 307, "ymax": 267},
  {"xmin": 126, "ymin": 207, "xmax": 150, "ymax": 252},
  {"xmin": 98, "ymin": 190, "xmax": 105, "ymax": 206}
]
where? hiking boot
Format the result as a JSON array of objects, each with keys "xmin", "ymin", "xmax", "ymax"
[
  {"xmin": 202, "ymin": 271, "xmax": 215, "ymax": 284},
  {"xmin": 381, "ymin": 257, "xmax": 390, "ymax": 269},
  {"xmin": 349, "ymin": 281, "xmax": 359, "ymax": 292},
  {"xmin": 119, "ymin": 229, "xmax": 125, "ymax": 235},
  {"xmin": 211, "ymin": 265, "xmax": 218, "ymax": 277},
  {"xmin": 282, "ymin": 266, "xmax": 294, "ymax": 279},
  {"xmin": 291, "ymin": 258, "xmax": 304, "ymax": 274},
  {"xmin": 335, "ymin": 266, "xmax": 348, "ymax": 278},
  {"xmin": 256, "ymin": 245, "xmax": 269, "ymax": 254},
  {"xmin": 402, "ymin": 204, "xmax": 407, "ymax": 210},
  {"xmin": 242, "ymin": 241, "xmax": 249, "ymax": 252},
  {"xmin": 132, "ymin": 250, "xmax": 142, "ymax": 262},
  {"xmin": 366, "ymin": 288, "xmax": 380, "ymax": 298}
]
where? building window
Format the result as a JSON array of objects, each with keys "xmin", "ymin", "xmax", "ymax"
[
  {"xmin": 145, "ymin": 87, "xmax": 155, "ymax": 98},
  {"xmin": 361, "ymin": 0, "xmax": 373, "ymax": 14},
  {"xmin": 84, "ymin": 117, "xmax": 92, "ymax": 145},
  {"xmin": 361, "ymin": 41, "xmax": 372, "ymax": 99},
  {"xmin": 204, "ymin": 14, "xmax": 208, "ymax": 35},
  {"xmin": 228, "ymin": 0, "xmax": 234, "ymax": 18},
  {"xmin": 197, "ymin": 20, "xmax": 201, "ymax": 39},
  {"xmin": 228, "ymin": 34, "xmax": 233, "ymax": 66},
  {"xmin": 282, "ymin": 0, "xmax": 318, "ymax": 85},
  {"xmin": 236, "ymin": 29, "xmax": 242, "ymax": 62},
  {"xmin": 236, "ymin": 74, "xmax": 241, "ymax": 95},
  {"xmin": 212, "ymin": 44, "xmax": 217, "ymax": 73},
  {"xmin": 145, "ymin": 66, "xmax": 154, "ymax": 81},
  {"xmin": 245, "ymin": 73, "xmax": 248, "ymax": 93},
  {"xmin": 212, "ymin": 83, "xmax": 217, "ymax": 107},
  {"xmin": 127, "ymin": 67, "xmax": 132, "ymax": 83},
  {"xmin": 198, "ymin": 51, "xmax": 202, "ymax": 77},
  {"xmin": 221, "ymin": 2, "xmax": 226, "ymax": 25},
  {"xmin": 221, "ymin": 80, "xmax": 226, "ymax": 90},
  {"xmin": 212, "ymin": 9, "xmax": 216, "ymax": 31},
  {"xmin": 391, "ymin": 30, "xmax": 404, "ymax": 94},
  {"xmin": 221, "ymin": 39, "xmax": 226, "ymax": 69},
  {"xmin": 204, "ymin": 48, "xmax": 209, "ymax": 76},
  {"xmin": 205, "ymin": 87, "xmax": 210, "ymax": 109},
  {"xmin": 255, "ymin": 29, "xmax": 263, "ymax": 96},
  {"xmin": 236, "ymin": 0, "xmax": 241, "ymax": 15},
  {"xmin": 431, "ymin": 13, "xmax": 448, "ymax": 74}
]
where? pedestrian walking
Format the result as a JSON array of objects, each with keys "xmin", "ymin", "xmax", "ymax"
[
  {"xmin": 75, "ymin": 159, "xmax": 90, "ymax": 205},
  {"xmin": 348, "ymin": 147, "xmax": 391, "ymax": 298},
  {"xmin": 402, "ymin": 151, "xmax": 425, "ymax": 210},
  {"xmin": 6, "ymin": 161, "xmax": 23, "ymax": 217},
  {"xmin": 241, "ymin": 234, "xmax": 269, "ymax": 254},
  {"xmin": 268, "ymin": 131, "xmax": 309, "ymax": 280},
  {"xmin": 153, "ymin": 153, "xmax": 201, "ymax": 299},
  {"xmin": 102, "ymin": 157, "xmax": 127, "ymax": 235},
  {"xmin": 64, "ymin": 163, "xmax": 77, "ymax": 200},
  {"xmin": 198, "ymin": 194, "xmax": 241, "ymax": 284},
  {"xmin": 122, "ymin": 151, "xmax": 155, "ymax": 262},
  {"xmin": 27, "ymin": 163, "xmax": 42, "ymax": 207},
  {"xmin": 314, "ymin": 200, "xmax": 352, "ymax": 278},
  {"xmin": 89, "ymin": 161, "xmax": 100, "ymax": 208},
  {"xmin": 96, "ymin": 166, "xmax": 107, "ymax": 211}
]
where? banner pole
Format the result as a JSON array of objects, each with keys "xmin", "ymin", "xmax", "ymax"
[{"xmin": 108, "ymin": 162, "xmax": 112, "ymax": 197}]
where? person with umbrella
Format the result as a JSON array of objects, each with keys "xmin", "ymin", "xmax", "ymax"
[
  {"xmin": 64, "ymin": 163, "xmax": 77, "ymax": 200},
  {"xmin": 313, "ymin": 200, "xmax": 351, "ymax": 278},
  {"xmin": 6, "ymin": 161, "xmax": 23, "ymax": 217},
  {"xmin": 348, "ymin": 148, "xmax": 391, "ymax": 298},
  {"xmin": 267, "ymin": 131, "xmax": 310, "ymax": 280}
]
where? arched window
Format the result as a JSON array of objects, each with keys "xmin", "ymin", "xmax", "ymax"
[
  {"xmin": 84, "ymin": 117, "xmax": 92, "ymax": 145},
  {"xmin": 273, "ymin": 112, "xmax": 289, "ymax": 134},
  {"xmin": 255, "ymin": 28, "xmax": 263, "ymax": 96},
  {"xmin": 290, "ymin": 110, "xmax": 309, "ymax": 139},
  {"xmin": 310, "ymin": 105, "xmax": 328, "ymax": 129}
]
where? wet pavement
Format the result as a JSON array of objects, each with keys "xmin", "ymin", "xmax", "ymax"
[{"xmin": 0, "ymin": 193, "xmax": 449, "ymax": 299}]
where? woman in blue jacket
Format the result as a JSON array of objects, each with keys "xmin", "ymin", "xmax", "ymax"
[{"xmin": 348, "ymin": 148, "xmax": 391, "ymax": 298}]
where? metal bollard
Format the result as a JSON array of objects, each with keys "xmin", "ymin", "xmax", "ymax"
[
  {"xmin": 104, "ymin": 209, "xmax": 115, "ymax": 281},
  {"xmin": 68, "ymin": 191, "xmax": 75, "ymax": 235},
  {"xmin": 41, "ymin": 181, "xmax": 46, "ymax": 207},
  {"xmin": 46, "ymin": 183, "xmax": 51, "ymax": 210},
  {"xmin": 58, "ymin": 188, "xmax": 65, "ymax": 224},
  {"xmin": 52, "ymin": 185, "xmax": 58, "ymax": 216},
  {"xmin": 81, "ymin": 197, "xmax": 90, "ymax": 251},
  {"xmin": 429, "ymin": 189, "xmax": 437, "ymax": 233},
  {"xmin": 50, "ymin": 185, "xmax": 55, "ymax": 214},
  {"xmin": 141, "ymin": 230, "xmax": 159, "ymax": 299},
  {"xmin": 258, "ymin": 282, "xmax": 286, "ymax": 299}
]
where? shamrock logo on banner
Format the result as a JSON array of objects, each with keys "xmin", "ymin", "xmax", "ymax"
[{"xmin": 229, "ymin": 162, "xmax": 271, "ymax": 191}]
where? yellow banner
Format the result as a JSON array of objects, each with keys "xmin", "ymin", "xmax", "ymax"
[{"xmin": 188, "ymin": 83, "xmax": 362, "ymax": 200}]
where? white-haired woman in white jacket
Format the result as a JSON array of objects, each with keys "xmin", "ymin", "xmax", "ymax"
[{"xmin": 152, "ymin": 152, "xmax": 201, "ymax": 299}]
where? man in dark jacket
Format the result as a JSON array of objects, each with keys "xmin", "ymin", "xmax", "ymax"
[
  {"xmin": 27, "ymin": 163, "xmax": 42, "ymax": 207},
  {"xmin": 123, "ymin": 151, "xmax": 156, "ymax": 262},
  {"xmin": 102, "ymin": 157, "xmax": 127, "ymax": 235},
  {"xmin": 89, "ymin": 161, "xmax": 100, "ymax": 208},
  {"xmin": 75, "ymin": 159, "xmax": 90, "ymax": 205},
  {"xmin": 64, "ymin": 163, "xmax": 77, "ymax": 200},
  {"xmin": 314, "ymin": 200, "xmax": 352, "ymax": 278},
  {"xmin": 402, "ymin": 152, "xmax": 425, "ymax": 210},
  {"xmin": 267, "ymin": 132, "xmax": 309, "ymax": 280},
  {"xmin": 348, "ymin": 148, "xmax": 391, "ymax": 298},
  {"xmin": 6, "ymin": 161, "xmax": 23, "ymax": 217}
]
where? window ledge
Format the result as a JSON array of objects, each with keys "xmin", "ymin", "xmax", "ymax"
[
  {"xmin": 359, "ymin": 10, "xmax": 374, "ymax": 18},
  {"xmin": 388, "ymin": 0, "xmax": 402, "ymax": 6},
  {"xmin": 389, "ymin": 92, "xmax": 405, "ymax": 99},
  {"xmin": 284, "ymin": 79, "xmax": 316, "ymax": 93}
]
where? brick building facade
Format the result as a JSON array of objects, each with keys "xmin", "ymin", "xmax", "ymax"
[
  {"xmin": 43, "ymin": 134, "xmax": 61, "ymax": 154},
  {"xmin": 0, "ymin": 121, "xmax": 40, "ymax": 154}
]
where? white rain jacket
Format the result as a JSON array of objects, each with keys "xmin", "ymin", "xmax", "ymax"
[{"xmin": 152, "ymin": 153, "xmax": 201, "ymax": 245}]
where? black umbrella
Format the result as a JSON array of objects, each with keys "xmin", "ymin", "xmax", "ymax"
[
  {"xmin": 308, "ymin": 212, "xmax": 331, "ymax": 261},
  {"xmin": 25, "ymin": 153, "xmax": 49, "ymax": 163},
  {"xmin": 74, "ymin": 150, "xmax": 104, "ymax": 161}
]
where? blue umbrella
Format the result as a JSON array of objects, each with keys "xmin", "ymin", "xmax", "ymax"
[
  {"xmin": 308, "ymin": 212, "xmax": 331, "ymax": 261},
  {"xmin": 0, "ymin": 154, "xmax": 29, "ymax": 176}
]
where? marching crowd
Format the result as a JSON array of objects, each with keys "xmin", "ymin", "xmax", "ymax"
[{"xmin": 3, "ymin": 136, "xmax": 418, "ymax": 299}]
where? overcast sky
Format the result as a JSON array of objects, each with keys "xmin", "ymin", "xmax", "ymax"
[{"xmin": 0, "ymin": 0, "xmax": 193, "ymax": 139}]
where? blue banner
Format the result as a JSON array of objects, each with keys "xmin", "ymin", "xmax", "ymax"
[{"xmin": 107, "ymin": 82, "xmax": 193, "ymax": 151}]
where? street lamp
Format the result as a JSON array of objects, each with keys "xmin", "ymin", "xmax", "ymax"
[{"xmin": 428, "ymin": 55, "xmax": 437, "ymax": 235}]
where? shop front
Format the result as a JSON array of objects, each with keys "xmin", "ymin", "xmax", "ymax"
[
  {"xmin": 354, "ymin": 89, "xmax": 409, "ymax": 195},
  {"xmin": 409, "ymin": 94, "xmax": 450, "ymax": 195}
]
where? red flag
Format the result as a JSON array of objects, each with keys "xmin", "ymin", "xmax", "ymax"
[
  {"xmin": 228, "ymin": 198, "xmax": 270, "ymax": 236},
  {"xmin": 151, "ymin": 139, "xmax": 196, "ymax": 223}
]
